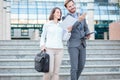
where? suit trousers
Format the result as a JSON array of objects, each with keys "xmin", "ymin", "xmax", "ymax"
[
  {"xmin": 43, "ymin": 48, "xmax": 63, "ymax": 80},
  {"xmin": 68, "ymin": 45, "xmax": 86, "ymax": 80}
]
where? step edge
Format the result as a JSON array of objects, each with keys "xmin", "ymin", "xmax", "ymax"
[{"xmin": 0, "ymin": 72, "xmax": 119, "ymax": 76}]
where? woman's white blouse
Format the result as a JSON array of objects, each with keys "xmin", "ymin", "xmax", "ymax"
[{"xmin": 40, "ymin": 21, "xmax": 70, "ymax": 49}]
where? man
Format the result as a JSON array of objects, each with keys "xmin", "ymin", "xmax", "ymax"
[{"xmin": 63, "ymin": 0, "xmax": 90, "ymax": 80}]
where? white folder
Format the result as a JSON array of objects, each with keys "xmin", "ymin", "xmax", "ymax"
[{"xmin": 59, "ymin": 15, "xmax": 77, "ymax": 30}]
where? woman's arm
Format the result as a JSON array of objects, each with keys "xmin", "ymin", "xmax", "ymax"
[
  {"xmin": 40, "ymin": 24, "xmax": 47, "ymax": 50},
  {"xmin": 62, "ymin": 27, "xmax": 72, "ymax": 41}
]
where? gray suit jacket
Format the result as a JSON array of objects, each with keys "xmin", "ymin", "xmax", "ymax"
[{"xmin": 62, "ymin": 13, "xmax": 90, "ymax": 48}]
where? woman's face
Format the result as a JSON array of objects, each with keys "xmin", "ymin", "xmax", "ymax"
[{"xmin": 54, "ymin": 9, "xmax": 61, "ymax": 20}]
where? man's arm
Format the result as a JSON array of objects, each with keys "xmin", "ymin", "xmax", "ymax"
[
  {"xmin": 72, "ymin": 13, "xmax": 86, "ymax": 29},
  {"xmin": 84, "ymin": 19, "xmax": 90, "ymax": 39}
]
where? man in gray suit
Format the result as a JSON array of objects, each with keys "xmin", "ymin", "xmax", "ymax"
[{"xmin": 63, "ymin": 0, "xmax": 90, "ymax": 80}]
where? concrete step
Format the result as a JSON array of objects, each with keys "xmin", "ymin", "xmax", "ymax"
[
  {"xmin": 0, "ymin": 46, "xmax": 39, "ymax": 50},
  {"xmin": 0, "ymin": 40, "xmax": 39, "ymax": 45},
  {"xmin": 64, "ymin": 50, "xmax": 120, "ymax": 58},
  {"xmin": 0, "ymin": 58, "xmax": 120, "ymax": 66},
  {"xmin": 107, "ymin": 79, "xmax": 120, "ymax": 80},
  {"xmin": 0, "ymin": 44, "xmax": 120, "ymax": 49},
  {"xmin": 0, "ymin": 53, "xmax": 120, "ymax": 59},
  {"xmin": 0, "ymin": 40, "xmax": 120, "ymax": 80},
  {"xmin": 0, "ymin": 50, "xmax": 120, "ymax": 59},
  {"xmin": 0, "ymin": 40, "xmax": 120, "ymax": 49},
  {"xmin": 0, "ymin": 49, "xmax": 119, "ymax": 55},
  {"xmin": 62, "ymin": 58, "xmax": 120, "ymax": 65},
  {"xmin": 0, "ymin": 50, "xmax": 119, "ymax": 60},
  {"xmin": 0, "ymin": 48, "xmax": 119, "ymax": 53},
  {"xmin": 0, "ymin": 40, "xmax": 120, "ymax": 45},
  {"xmin": 0, "ymin": 65, "xmax": 120, "ymax": 73},
  {"xmin": 0, "ymin": 72, "xmax": 119, "ymax": 80},
  {"xmin": 87, "ymin": 40, "xmax": 120, "ymax": 45}
]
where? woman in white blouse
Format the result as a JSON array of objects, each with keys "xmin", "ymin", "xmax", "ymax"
[{"xmin": 40, "ymin": 7, "xmax": 71, "ymax": 80}]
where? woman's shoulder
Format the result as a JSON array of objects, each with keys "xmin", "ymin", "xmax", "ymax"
[
  {"xmin": 43, "ymin": 21, "xmax": 52, "ymax": 27},
  {"xmin": 45, "ymin": 21, "xmax": 53, "ymax": 26},
  {"xmin": 47, "ymin": 20, "xmax": 53, "ymax": 24}
]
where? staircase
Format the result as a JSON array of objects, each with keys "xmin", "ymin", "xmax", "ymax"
[{"xmin": 0, "ymin": 40, "xmax": 120, "ymax": 80}]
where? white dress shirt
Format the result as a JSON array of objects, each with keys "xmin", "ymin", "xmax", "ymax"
[{"xmin": 40, "ymin": 20, "xmax": 71, "ymax": 49}]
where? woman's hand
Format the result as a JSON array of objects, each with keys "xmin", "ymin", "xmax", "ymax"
[{"xmin": 40, "ymin": 45, "xmax": 46, "ymax": 51}]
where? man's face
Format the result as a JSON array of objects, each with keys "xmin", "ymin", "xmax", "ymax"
[{"xmin": 66, "ymin": 1, "xmax": 76, "ymax": 13}]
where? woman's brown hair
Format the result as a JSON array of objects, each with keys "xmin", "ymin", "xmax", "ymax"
[{"xmin": 49, "ymin": 7, "xmax": 62, "ymax": 21}]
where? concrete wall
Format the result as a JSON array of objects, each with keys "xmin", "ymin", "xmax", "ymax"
[
  {"xmin": 109, "ymin": 21, "xmax": 120, "ymax": 40},
  {"xmin": 0, "ymin": 0, "xmax": 11, "ymax": 40}
]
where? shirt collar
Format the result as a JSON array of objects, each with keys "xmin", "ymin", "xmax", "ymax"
[{"xmin": 68, "ymin": 12, "xmax": 78, "ymax": 18}]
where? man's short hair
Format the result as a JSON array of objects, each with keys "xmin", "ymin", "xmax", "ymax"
[{"xmin": 64, "ymin": 0, "xmax": 74, "ymax": 7}]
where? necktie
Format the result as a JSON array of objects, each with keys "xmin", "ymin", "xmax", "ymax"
[{"xmin": 70, "ymin": 13, "xmax": 82, "ymax": 30}]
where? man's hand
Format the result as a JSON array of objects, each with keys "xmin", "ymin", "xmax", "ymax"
[
  {"xmin": 85, "ymin": 34, "xmax": 90, "ymax": 39},
  {"xmin": 78, "ymin": 13, "xmax": 86, "ymax": 22}
]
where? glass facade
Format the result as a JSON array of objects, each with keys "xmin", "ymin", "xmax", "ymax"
[
  {"xmin": 95, "ymin": 0, "xmax": 108, "ymax": 2},
  {"xmin": 94, "ymin": 2, "xmax": 120, "ymax": 39},
  {"xmin": 10, "ymin": 0, "xmax": 120, "ymax": 39}
]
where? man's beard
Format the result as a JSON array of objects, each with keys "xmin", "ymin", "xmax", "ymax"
[{"xmin": 69, "ymin": 8, "xmax": 76, "ymax": 13}]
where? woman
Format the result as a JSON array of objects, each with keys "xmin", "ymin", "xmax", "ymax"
[{"xmin": 40, "ymin": 7, "xmax": 71, "ymax": 80}]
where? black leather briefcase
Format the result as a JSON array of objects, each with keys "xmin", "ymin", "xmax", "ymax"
[{"xmin": 34, "ymin": 50, "xmax": 49, "ymax": 72}]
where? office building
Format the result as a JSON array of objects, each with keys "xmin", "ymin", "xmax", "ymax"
[{"xmin": 0, "ymin": 0, "xmax": 120, "ymax": 40}]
